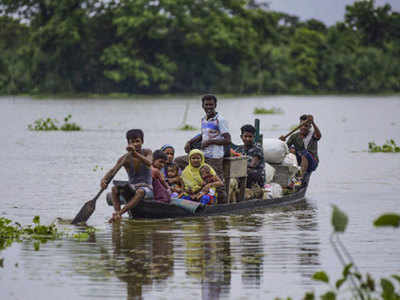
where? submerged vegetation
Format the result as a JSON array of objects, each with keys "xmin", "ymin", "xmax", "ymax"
[
  {"xmin": 253, "ymin": 107, "xmax": 284, "ymax": 114},
  {"xmin": 0, "ymin": 0, "xmax": 400, "ymax": 95},
  {"xmin": 28, "ymin": 114, "xmax": 81, "ymax": 131},
  {"xmin": 368, "ymin": 140, "xmax": 400, "ymax": 153}
]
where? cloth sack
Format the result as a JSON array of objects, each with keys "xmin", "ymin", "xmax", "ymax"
[
  {"xmin": 281, "ymin": 153, "xmax": 300, "ymax": 179},
  {"xmin": 263, "ymin": 138, "xmax": 288, "ymax": 164}
]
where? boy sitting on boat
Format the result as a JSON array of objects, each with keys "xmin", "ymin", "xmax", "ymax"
[
  {"xmin": 279, "ymin": 114, "xmax": 321, "ymax": 184},
  {"xmin": 102, "ymin": 129, "xmax": 153, "ymax": 222},
  {"xmin": 151, "ymin": 150, "xmax": 172, "ymax": 204},
  {"xmin": 232, "ymin": 124, "xmax": 266, "ymax": 188}
]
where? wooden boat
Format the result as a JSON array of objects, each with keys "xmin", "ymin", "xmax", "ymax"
[
  {"xmin": 126, "ymin": 155, "xmax": 311, "ymax": 219},
  {"xmin": 129, "ymin": 181, "xmax": 308, "ymax": 219},
  {"xmin": 125, "ymin": 119, "xmax": 311, "ymax": 219}
]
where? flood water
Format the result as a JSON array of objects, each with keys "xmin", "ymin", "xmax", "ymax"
[{"xmin": 0, "ymin": 95, "xmax": 399, "ymax": 299}]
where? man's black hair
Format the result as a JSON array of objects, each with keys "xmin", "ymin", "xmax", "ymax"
[
  {"xmin": 201, "ymin": 94, "xmax": 217, "ymax": 105},
  {"xmin": 240, "ymin": 124, "xmax": 256, "ymax": 135},
  {"xmin": 126, "ymin": 129, "xmax": 144, "ymax": 142},
  {"xmin": 153, "ymin": 149, "xmax": 167, "ymax": 161},
  {"xmin": 300, "ymin": 114, "xmax": 308, "ymax": 121}
]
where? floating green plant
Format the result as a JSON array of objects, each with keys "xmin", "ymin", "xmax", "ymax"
[
  {"xmin": 253, "ymin": 107, "xmax": 284, "ymax": 115},
  {"xmin": 0, "ymin": 216, "xmax": 59, "ymax": 252},
  {"xmin": 28, "ymin": 114, "xmax": 81, "ymax": 131},
  {"xmin": 28, "ymin": 117, "xmax": 59, "ymax": 131},
  {"xmin": 60, "ymin": 115, "xmax": 81, "ymax": 131},
  {"xmin": 178, "ymin": 102, "xmax": 197, "ymax": 131},
  {"xmin": 93, "ymin": 165, "xmax": 104, "ymax": 172},
  {"xmin": 368, "ymin": 139, "xmax": 400, "ymax": 153},
  {"xmin": 178, "ymin": 124, "xmax": 197, "ymax": 131}
]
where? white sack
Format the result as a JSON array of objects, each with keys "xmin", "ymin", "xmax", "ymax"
[
  {"xmin": 263, "ymin": 138, "xmax": 288, "ymax": 164},
  {"xmin": 281, "ymin": 153, "xmax": 300, "ymax": 178},
  {"xmin": 265, "ymin": 162, "xmax": 276, "ymax": 183},
  {"xmin": 263, "ymin": 183, "xmax": 283, "ymax": 199}
]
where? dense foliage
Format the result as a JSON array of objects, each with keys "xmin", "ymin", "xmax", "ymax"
[{"xmin": 0, "ymin": 0, "xmax": 399, "ymax": 95}]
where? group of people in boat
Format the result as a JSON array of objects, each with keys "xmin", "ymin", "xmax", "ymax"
[{"xmin": 102, "ymin": 94, "xmax": 321, "ymax": 222}]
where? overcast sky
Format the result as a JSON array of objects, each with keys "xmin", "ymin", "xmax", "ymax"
[{"xmin": 267, "ymin": 0, "xmax": 400, "ymax": 25}]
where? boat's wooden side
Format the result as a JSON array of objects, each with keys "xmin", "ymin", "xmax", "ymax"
[{"xmin": 130, "ymin": 184, "xmax": 308, "ymax": 219}]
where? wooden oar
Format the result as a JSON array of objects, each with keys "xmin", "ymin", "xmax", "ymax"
[
  {"xmin": 282, "ymin": 119, "xmax": 311, "ymax": 140},
  {"xmin": 71, "ymin": 153, "xmax": 129, "ymax": 225}
]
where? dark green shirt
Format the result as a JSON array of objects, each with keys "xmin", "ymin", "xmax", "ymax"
[{"xmin": 287, "ymin": 132, "xmax": 319, "ymax": 161}]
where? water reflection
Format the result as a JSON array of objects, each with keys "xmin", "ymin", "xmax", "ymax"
[
  {"xmin": 111, "ymin": 221, "xmax": 174, "ymax": 299},
  {"xmin": 183, "ymin": 218, "xmax": 231, "ymax": 299}
]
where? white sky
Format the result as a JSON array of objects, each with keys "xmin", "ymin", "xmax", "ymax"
[{"xmin": 267, "ymin": 0, "xmax": 400, "ymax": 25}]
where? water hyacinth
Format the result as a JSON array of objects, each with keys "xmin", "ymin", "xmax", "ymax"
[
  {"xmin": 253, "ymin": 107, "xmax": 284, "ymax": 115},
  {"xmin": 368, "ymin": 140, "xmax": 400, "ymax": 153},
  {"xmin": 28, "ymin": 114, "xmax": 81, "ymax": 131}
]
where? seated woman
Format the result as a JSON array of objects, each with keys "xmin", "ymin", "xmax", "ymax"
[
  {"xmin": 181, "ymin": 149, "xmax": 220, "ymax": 204},
  {"xmin": 160, "ymin": 144, "xmax": 182, "ymax": 177}
]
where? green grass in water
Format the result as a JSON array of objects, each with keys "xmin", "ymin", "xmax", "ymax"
[
  {"xmin": 178, "ymin": 124, "xmax": 197, "ymax": 131},
  {"xmin": 253, "ymin": 107, "xmax": 284, "ymax": 115},
  {"xmin": 368, "ymin": 139, "xmax": 400, "ymax": 153},
  {"xmin": 28, "ymin": 114, "xmax": 81, "ymax": 131}
]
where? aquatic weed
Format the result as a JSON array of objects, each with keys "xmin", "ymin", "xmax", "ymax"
[
  {"xmin": 178, "ymin": 124, "xmax": 197, "ymax": 131},
  {"xmin": 28, "ymin": 114, "xmax": 81, "ymax": 131},
  {"xmin": 368, "ymin": 140, "xmax": 400, "ymax": 153},
  {"xmin": 28, "ymin": 117, "xmax": 59, "ymax": 131},
  {"xmin": 0, "ymin": 216, "xmax": 60, "ymax": 259},
  {"xmin": 59, "ymin": 114, "xmax": 81, "ymax": 131},
  {"xmin": 253, "ymin": 107, "xmax": 284, "ymax": 115}
]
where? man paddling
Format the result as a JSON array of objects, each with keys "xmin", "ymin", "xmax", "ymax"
[
  {"xmin": 102, "ymin": 129, "xmax": 153, "ymax": 222},
  {"xmin": 279, "ymin": 114, "xmax": 321, "ymax": 183}
]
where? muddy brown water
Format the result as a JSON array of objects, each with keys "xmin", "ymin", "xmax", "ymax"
[{"xmin": 1, "ymin": 95, "xmax": 399, "ymax": 299}]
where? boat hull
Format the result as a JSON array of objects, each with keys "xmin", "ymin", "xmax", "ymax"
[{"xmin": 130, "ymin": 184, "xmax": 308, "ymax": 219}]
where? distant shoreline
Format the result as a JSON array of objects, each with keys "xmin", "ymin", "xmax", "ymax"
[{"xmin": 1, "ymin": 91, "xmax": 399, "ymax": 100}]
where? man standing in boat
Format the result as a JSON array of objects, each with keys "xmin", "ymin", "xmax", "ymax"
[
  {"xmin": 183, "ymin": 94, "xmax": 231, "ymax": 203},
  {"xmin": 279, "ymin": 114, "xmax": 321, "ymax": 183}
]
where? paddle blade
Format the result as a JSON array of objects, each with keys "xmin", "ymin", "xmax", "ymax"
[{"xmin": 71, "ymin": 199, "xmax": 96, "ymax": 224}]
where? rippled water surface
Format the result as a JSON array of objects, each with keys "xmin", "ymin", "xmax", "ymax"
[{"xmin": 1, "ymin": 95, "xmax": 400, "ymax": 299}]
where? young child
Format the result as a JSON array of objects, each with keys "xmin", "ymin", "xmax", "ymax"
[
  {"xmin": 102, "ymin": 129, "xmax": 153, "ymax": 223},
  {"xmin": 151, "ymin": 150, "xmax": 171, "ymax": 203},
  {"xmin": 165, "ymin": 163, "xmax": 184, "ymax": 198},
  {"xmin": 194, "ymin": 165, "xmax": 223, "ymax": 205}
]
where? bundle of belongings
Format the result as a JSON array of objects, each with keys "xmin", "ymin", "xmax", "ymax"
[{"xmin": 262, "ymin": 138, "xmax": 301, "ymax": 199}]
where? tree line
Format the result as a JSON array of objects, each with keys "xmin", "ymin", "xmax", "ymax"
[{"xmin": 0, "ymin": 0, "xmax": 399, "ymax": 95}]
